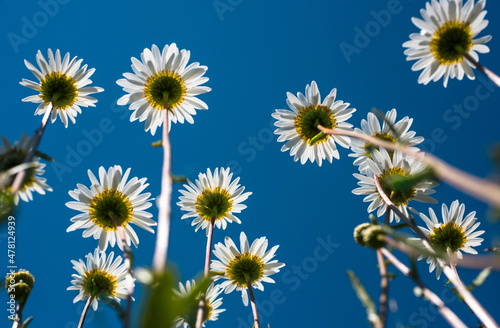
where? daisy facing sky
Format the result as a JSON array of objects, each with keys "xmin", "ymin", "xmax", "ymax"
[
  {"xmin": 177, "ymin": 167, "xmax": 252, "ymax": 234},
  {"xmin": 0, "ymin": 134, "xmax": 51, "ymax": 204},
  {"xmin": 414, "ymin": 200, "xmax": 485, "ymax": 279},
  {"xmin": 67, "ymin": 248, "xmax": 128, "ymax": 311},
  {"xmin": 272, "ymin": 81, "xmax": 355, "ymax": 166},
  {"xmin": 20, "ymin": 49, "xmax": 104, "ymax": 127},
  {"xmin": 66, "ymin": 165, "xmax": 155, "ymax": 251},
  {"xmin": 116, "ymin": 43, "xmax": 211, "ymax": 135},
  {"xmin": 211, "ymin": 231, "xmax": 285, "ymax": 306},
  {"xmin": 403, "ymin": 0, "xmax": 491, "ymax": 87},
  {"xmin": 352, "ymin": 148, "xmax": 438, "ymax": 223}
]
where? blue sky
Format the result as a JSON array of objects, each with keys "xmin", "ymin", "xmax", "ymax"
[{"xmin": 1, "ymin": 0, "xmax": 500, "ymax": 327}]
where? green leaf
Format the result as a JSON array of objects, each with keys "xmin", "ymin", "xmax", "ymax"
[
  {"xmin": 21, "ymin": 316, "xmax": 33, "ymax": 328},
  {"xmin": 140, "ymin": 268, "xmax": 177, "ymax": 328},
  {"xmin": 346, "ymin": 270, "xmax": 380, "ymax": 326},
  {"xmin": 178, "ymin": 275, "xmax": 213, "ymax": 328},
  {"xmin": 468, "ymin": 267, "xmax": 491, "ymax": 292},
  {"xmin": 35, "ymin": 150, "xmax": 53, "ymax": 162}
]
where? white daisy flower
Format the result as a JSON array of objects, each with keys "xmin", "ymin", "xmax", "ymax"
[
  {"xmin": 173, "ymin": 280, "xmax": 225, "ymax": 327},
  {"xmin": 116, "ymin": 43, "xmax": 211, "ymax": 135},
  {"xmin": 415, "ymin": 200, "xmax": 485, "ymax": 279},
  {"xmin": 350, "ymin": 109, "xmax": 424, "ymax": 173},
  {"xmin": 177, "ymin": 168, "xmax": 252, "ymax": 234},
  {"xmin": 272, "ymin": 81, "xmax": 356, "ymax": 166},
  {"xmin": 20, "ymin": 49, "xmax": 104, "ymax": 127},
  {"xmin": 352, "ymin": 148, "xmax": 438, "ymax": 223},
  {"xmin": 0, "ymin": 133, "xmax": 52, "ymax": 204},
  {"xmin": 211, "ymin": 231, "xmax": 285, "ymax": 306},
  {"xmin": 66, "ymin": 165, "xmax": 156, "ymax": 251},
  {"xmin": 403, "ymin": 0, "xmax": 491, "ymax": 87},
  {"xmin": 67, "ymin": 248, "xmax": 129, "ymax": 310}
]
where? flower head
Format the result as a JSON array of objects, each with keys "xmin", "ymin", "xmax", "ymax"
[
  {"xmin": 350, "ymin": 109, "xmax": 424, "ymax": 173},
  {"xmin": 352, "ymin": 148, "xmax": 438, "ymax": 223},
  {"xmin": 272, "ymin": 81, "xmax": 356, "ymax": 166},
  {"xmin": 116, "ymin": 44, "xmax": 211, "ymax": 135},
  {"xmin": 66, "ymin": 165, "xmax": 155, "ymax": 251},
  {"xmin": 0, "ymin": 134, "xmax": 52, "ymax": 204},
  {"xmin": 403, "ymin": 0, "xmax": 491, "ymax": 87},
  {"xmin": 5, "ymin": 269, "xmax": 35, "ymax": 305},
  {"xmin": 20, "ymin": 49, "xmax": 104, "ymax": 127},
  {"xmin": 67, "ymin": 249, "xmax": 129, "ymax": 310},
  {"xmin": 211, "ymin": 232, "xmax": 285, "ymax": 306},
  {"xmin": 415, "ymin": 200, "xmax": 484, "ymax": 278},
  {"xmin": 177, "ymin": 168, "xmax": 252, "ymax": 234},
  {"xmin": 173, "ymin": 280, "xmax": 225, "ymax": 327}
]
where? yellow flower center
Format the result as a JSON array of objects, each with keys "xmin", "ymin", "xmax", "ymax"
[
  {"xmin": 429, "ymin": 221, "xmax": 467, "ymax": 253},
  {"xmin": 89, "ymin": 189, "xmax": 133, "ymax": 230},
  {"xmin": 144, "ymin": 70, "xmax": 186, "ymax": 110},
  {"xmin": 430, "ymin": 20, "xmax": 472, "ymax": 65},
  {"xmin": 40, "ymin": 72, "xmax": 78, "ymax": 109},
  {"xmin": 226, "ymin": 253, "xmax": 265, "ymax": 287},
  {"xmin": 82, "ymin": 269, "xmax": 117, "ymax": 298},
  {"xmin": 294, "ymin": 105, "xmax": 336, "ymax": 145},
  {"xmin": 378, "ymin": 167, "xmax": 416, "ymax": 206},
  {"xmin": 195, "ymin": 187, "xmax": 233, "ymax": 222}
]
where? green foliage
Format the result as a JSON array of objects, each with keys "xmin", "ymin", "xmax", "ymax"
[
  {"xmin": 346, "ymin": 270, "xmax": 380, "ymax": 327},
  {"xmin": 21, "ymin": 316, "xmax": 34, "ymax": 328}
]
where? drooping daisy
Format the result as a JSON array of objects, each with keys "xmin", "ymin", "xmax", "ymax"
[
  {"xmin": 177, "ymin": 168, "xmax": 252, "ymax": 234},
  {"xmin": 403, "ymin": 0, "xmax": 491, "ymax": 87},
  {"xmin": 352, "ymin": 148, "xmax": 438, "ymax": 223},
  {"xmin": 66, "ymin": 165, "xmax": 155, "ymax": 251},
  {"xmin": 350, "ymin": 109, "xmax": 424, "ymax": 173},
  {"xmin": 272, "ymin": 81, "xmax": 355, "ymax": 166},
  {"xmin": 211, "ymin": 232, "xmax": 285, "ymax": 306},
  {"xmin": 173, "ymin": 280, "xmax": 225, "ymax": 327},
  {"xmin": 0, "ymin": 134, "xmax": 52, "ymax": 204},
  {"xmin": 67, "ymin": 248, "xmax": 129, "ymax": 310},
  {"xmin": 116, "ymin": 43, "xmax": 211, "ymax": 135},
  {"xmin": 414, "ymin": 200, "xmax": 485, "ymax": 279},
  {"xmin": 20, "ymin": 49, "xmax": 104, "ymax": 127}
]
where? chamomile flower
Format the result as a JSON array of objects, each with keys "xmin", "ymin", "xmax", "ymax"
[
  {"xmin": 415, "ymin": 200, "xmax": 485, "ymax": 278},
  {"xmin": 352, "ymin": 148, "xmax": 438, "ymax": 223},
  {"xmin": 20, "ymin": 49, "xmax": 104, "ymax": 127},
  {"xmin": 272, "ymin": 81, "xmax": 355, "ymax": 166},
  {"xmin": 177, "ymin": 168, "xmax": 252, "ymax": 234},
  {"xmin": 67, "ymin": 249, "xmax": 129, "ymax": 310},
  {"xmin": 403, "ymin": 0, "xmax": 491, "ymax": 87},
  {"xmin": 66, "ymin": 165, "xmax": 155, "ymax": 251},
  {"xmin": 173, "ymin": 280, "xmax": 225, "ymax": 327},
  {"xmin": 0, "ymin": 134, "xmax": 51, "ymax": 204},
  {"xmin": 211, "ymin": 232, "xmax": 285, "ymax": 306},
  {"xmin": 350, "ymin": 109, "xmax": 424, "ymax": 173},
  {"xmin": 116, "ymin": 43, "xmax": 211, "ymax": 135}
]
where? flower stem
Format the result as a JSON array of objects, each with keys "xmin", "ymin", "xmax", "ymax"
[
  {"xmin": 11, "ymin": 106, "xmax": 52, "ymax": 193},
  {"xmin": 77, "ymin": 296, "xmax": 94, "ymax": 328},
  {"xmin": 247, "ymin": 282, "xmax": 261, "ymax": 328},
  {"xmin": 380, "ymin": 248, "xmax": 467, "ymax": 328},
  {"xmin": 152, "ymin": 109, "xmax": 173, "ymax": 273},
  {"xmin": 318, "ymin": 126, "xmax": 500, "ymax": 208},
  {"xmin": 442, "ymin": 264, "xmax": 499, "ymax": 328},
  {"xmin": 11, "ymin": 302, "xmax": 24, "ymax": 328},
  {"xmin": 461, "ymin": 51, "xmax": 500, "ymax": 88},
  {"xmin": 376, "ymin": 249, "xmax": 388, "ymax": 328},
  {"xmin": 195, "ymin": 219, "xmax": 215, "ymax": 328}
]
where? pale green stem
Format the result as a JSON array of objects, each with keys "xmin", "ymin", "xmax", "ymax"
[
  {"xmin": 376, "ymin": 249, "xmax": 388, "ymax": 328},
  {"xmin": 195, "ymin": 219, "xmax": 215, "ymax": 328},
  {"xmin": 152, "ymin": 107, "xmax": 173, "ymax": 273},
  {"xmin": 455, "ymin": 45, "xmax": 500, "ymax": 88},
  {"xmin": 77, "ymin": 296, "xmax": 94, "ymax": 328},
  {"xmin": 380, "ymin": 248, "xmax": 467, "ymax": 328},
  {"xmin": 318, "ymin": 126, "xmax": 500, "ymax": 209},
  {"xmin": 11, "ymin": 105, "xmax": 52, "ymax": 193},
  {"xmin": 247, "ymin": 282, "xmax": 261, "ymax": 328}
]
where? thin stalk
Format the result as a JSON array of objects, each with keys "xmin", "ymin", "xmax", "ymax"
[
  {"xmin": 152, "ymin": 109, "xmax": 173, "ymax": 273},
  {"xmin": 11, "ymin": 302, "xmax": 24, "ymax": 328},
  {"xmin": 380, "ymin": 248, "xmax": 467, "ymax": 328},
  {"xmin": 195, "ymin": 219, "xmax": 215, "ymax": 328},
  {"xmin": 442, "ymin": 264, "xmax": 499, "ymax": 328},
  {"xmin": 318, "ymin": 126, "xmax": 500, "ymax": 208},
  {"xmin": 376, "ymin": 249, "xmax": 388, "ymax": 328},
  {"xmin": 77, "ymin": 296, "xmax": 94, "ymax": 328},
  {"xmin": 462, "ymin": 52, "xmax": 500, "ymax": 88},
  {"xmin": 11, "ymin": 107, "xmax": 52, "ymax": 193},
  {"xmin": 247, "ymin": 282, "xmax": 261, "ymax": 328}
]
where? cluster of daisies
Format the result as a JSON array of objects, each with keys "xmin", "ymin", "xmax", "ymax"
[{"xmin": 272, "ymin": 0, "xmax": 490, "ymax": 280}]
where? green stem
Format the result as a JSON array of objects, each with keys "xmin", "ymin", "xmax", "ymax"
[
  {"xmin": 77, "ymin": 296, "xmax": 94, "ymax": 328},
  {"xmin": 247, "ymin": 282, "xmax": 260, "ymax": 328}
]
